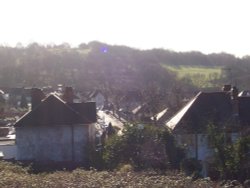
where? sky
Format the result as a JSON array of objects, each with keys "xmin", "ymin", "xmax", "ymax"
[{"xmin": 0, "ymin": 0, "xmax": 249, "ymax": 57}]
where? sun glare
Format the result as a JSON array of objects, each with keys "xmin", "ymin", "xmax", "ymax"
[{"xmin": 0, "ymin": 0, "xmax": 249, "ymax": 56}]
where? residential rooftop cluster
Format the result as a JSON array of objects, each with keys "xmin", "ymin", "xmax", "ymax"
[{"xmin": 0, "ymin": 84, "xmax": 249, "ymax": 177}]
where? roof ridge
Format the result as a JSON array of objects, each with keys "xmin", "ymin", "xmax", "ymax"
[
  {"xmin": 43, "ymin": 94, "xmax": 91, "ymax": 123},
  {"xmin": 166, "ymin": 92, "xmax": 202, "ymax": 129},
  {"xmin": 14, "ymin": 93, "xmax": 92, "ymax": 127}
]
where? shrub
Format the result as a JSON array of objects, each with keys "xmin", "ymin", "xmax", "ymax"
[
  {"xmin": 180, "ymin": 158, "xmax": 202, "ymax": 177},
  {"xmin": 103, "ymin": 123, "xmax": 184, "ymax": 171},
  {"xmin": 207, "ymin": 124, "xmax": 250, "ymax": 181},
  {"xmin": 234, "ymin": 135, "xmax": 250, "ymax": 181}
]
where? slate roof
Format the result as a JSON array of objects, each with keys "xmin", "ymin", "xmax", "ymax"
[
  {"xmin": 132, "ymin": 103, "xmax": 151, "ymax": 115},
  {"xmin": 121, "ymin": 90, "xmax": 142, "ymax": 102},
  {"xmin": 166, "ymin": 92, "xmax": 233, "ymax": 133},
  {"xmin": 86, "ymin": 90, "xmax": 104, "ymax": 100},
  {"xmin": 14, "ymin": 94, "xmax": 96, "ymax": 127},
  {"xmin": 238, "ymin": 90, "xmax": 250, "ymax": 97},
  {"xmin": 151, "ymin": 108, "xmax": 168, "ymax": 123},
  {"xmin": 68, "ymin": 102, "xmax": 97, "ymax": 123}
]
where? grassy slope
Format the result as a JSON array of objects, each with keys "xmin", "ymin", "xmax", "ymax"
[{"xmin": 162, "ymin": 64, "xmax": 222, "ymax": 88}]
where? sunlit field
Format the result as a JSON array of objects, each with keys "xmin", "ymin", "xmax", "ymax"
[{"xmin": 162, "ymin": 65, "xmax": 222, "ymax": 88}]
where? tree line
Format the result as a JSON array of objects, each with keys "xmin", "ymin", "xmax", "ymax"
[{"xmin": 1, "ymin": 41, "xmax": 250, "ymax": 92}]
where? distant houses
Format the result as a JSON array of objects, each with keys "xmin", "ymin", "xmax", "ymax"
[
  {"xmin": 86, "ymin": 90, "xmax": 106, "ymax": 110},
  {"xmin": 0, "ymin": 84, "xmax": 249, "ymax": 176},
  {"xmin": 7, "ymin": 87, "xmax": 31, "ymax": 108},
  {"xmin": 151, "ymin": 108, "xmax": 168, "ymax": 124}
]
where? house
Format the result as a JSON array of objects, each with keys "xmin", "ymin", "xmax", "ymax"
[
  {"xmin": 131, "ymin": 103, "xmax": 154, "ymax": 123},
  {"xmin": 86, "ymin": 90, "xmax": 106, "ymax": 110},
  {"xmin": 119, "ymin": 90, "xmax": 142, "ymax": 111},
  {"xmin": 166, "ymin": 87, "xmax": 245, "ymax": 177},
  {"xmin": 8, "ymin": 87, "xmax": 31, "ymax": 108},
  {"xmin": 14, "ymin": 87, "xmax": 96, "ymax": 165},
  {"xmin": 151, "ymin": 108, "xmax": 169, "ymax": 125}
]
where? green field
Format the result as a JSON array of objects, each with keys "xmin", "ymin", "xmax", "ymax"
[{"xmin": 162, "ymin": 64, "xmax": 222, "ymax": 88}]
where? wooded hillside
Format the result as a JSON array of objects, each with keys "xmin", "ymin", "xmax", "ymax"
[{"xmin": 0, "ymin": 41, "xmax": 249, "ymax": 90}]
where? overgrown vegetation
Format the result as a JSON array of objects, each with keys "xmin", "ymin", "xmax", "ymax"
[
  {"xmin": 103, "ymin": 124, "xmax": 185, "ymax": 170},
  {"xmin": 207, "ymin": 124, "xmax": 250, "ymax": 181},
  {"xmin": 0, "ymin": 161, "xmax": 222, "ymax": 187},
  {"xmin": 180, "ymin": 158, "xmax": 202, "ymax": 178}
]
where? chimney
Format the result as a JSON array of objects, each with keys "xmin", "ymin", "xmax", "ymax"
[
  {"xmin": 31, "ymin": 88, "xmax": 45, "ymax": 110},
  {"xmin": 63, "ymin": 87, "xmax": 74, "ymax": 104},
  {"xmin": 231, "ymin": 86, "xmax": 239, "ymax": 116},
  {"xmin": 231, "ymin": 86, "xmax": 238, "ymax": 100},
  {"xmin": 222, "ymin": 84, "xmax": 231, "ymax": 92}
]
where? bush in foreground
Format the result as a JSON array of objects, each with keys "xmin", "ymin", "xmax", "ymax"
[
  {"xmin": 103, "ymin": 124, "xmax": 184, "ymax": 170},
  {"xmin": 208, "ymin": 125, "xmax": 250, "ymax": 181}
]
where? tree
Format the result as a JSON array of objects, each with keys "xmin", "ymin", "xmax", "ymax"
[
  {"xmin": 103, "ymin": 124, "xmax": 184, "ymax": 170},
  {"xmin": 207, "ymin": 124, "xmax": 250, "ymax": 180}
]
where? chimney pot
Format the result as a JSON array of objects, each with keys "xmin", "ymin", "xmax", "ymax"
[
  {"xmin": 31, "ymin": 88, "xmax": 45, "ymax": 110},
  {"xmin": 231, "ymin": 86, "xmax": 238, "ymax": 100},
  {"xmin": 222, "ymin": 84, "xmax": 231, "ymax": 92}
]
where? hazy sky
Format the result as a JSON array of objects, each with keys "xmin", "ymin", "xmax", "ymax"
[{"xmin": 0, "ymin": 0, "xmax": 249, "ymax": 56}]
